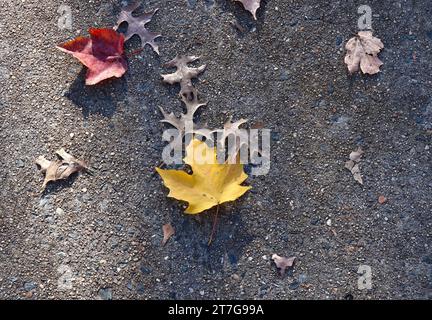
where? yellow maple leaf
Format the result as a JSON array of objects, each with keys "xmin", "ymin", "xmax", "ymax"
[{"xmin": 156, "ymin": 139, "xmax": 252, "ymax": 214}]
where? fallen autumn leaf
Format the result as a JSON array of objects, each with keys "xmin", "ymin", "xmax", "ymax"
[
  {"xmin": 345, "ymin": 147, "xmax": 364, "ymax": 185},
  {"xmin": 57, "ymin": 28, "xmax": 127, "ymax": 85},
  {"xmin": 160, "ymin": 55, "xmax": 207, "ymax": 148},
  {"xmin": 272, "ymin": 254, "xmax": 296, "ymax": 276},
  {"xmin": 115, "ymin": 1, "xmax": 161, "ymax": 54},
  {"xmin": 344, "ymin": 31, "xmax": 384, "ymax": 75},
  {"xmin": 36, "ymin": 148, "xmax": 89, "ymax": 190},
  {"xmin": 156, "ymin": 139, "xmax": 251, "ymax": 214}
]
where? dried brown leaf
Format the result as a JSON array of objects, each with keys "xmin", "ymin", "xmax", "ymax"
[
  {"xmin": 235, "ymin": 0, "xmax": 261, "ymax": 20},
  {"xmin": 345, "ymin": 148, "xmax": 364, "ymax": 185},
  {"xmin": 162, "ymin": 223, "xmax": 175, "ymax": 246},
  {"xmin": 344, "ymin": 31, "xmax": 384, "ymax": 75},
  {"xmin": 35, "ymin": 148, "xmax": 88, "ymax": 189},
  {"xmin": 162, "ymin": 55, "xmax": 206, "ymax": 110},
  {"xmin": 114, "ymin": 1, "xmax": 161, "ymax": 54},
  {"xmin": 271, "ymin": 254, "xmax": 296, "ymax": 276},
  {"xmin": 160, "ymin": 56, "xmax": 207, "ymax": 144}
]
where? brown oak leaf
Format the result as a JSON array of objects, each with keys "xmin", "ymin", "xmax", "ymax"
[
  {"xmin": 115, "ymin": 1, "xmax": 161, "ymax": 54},
  {"xmin": 235, "ymin": 0, "xmax": 261, "ymax": 20},
  {"xmin": 344, "ymin": 31, "xmax": 384, "ymax": 75},
  {"xmin": 57, "ymin": 28, "xmax": 127, "ymax": 85},
  {"xmin": 160, "ymin": 56, "xmax": 207, "ymax": 146},
  {"xmin": 272, "ymin": 254, "xmax": 296, "ymax": 276},
  {"xmin": 36, "ymin": 149, "xmax": 88, "ymax": 189}
]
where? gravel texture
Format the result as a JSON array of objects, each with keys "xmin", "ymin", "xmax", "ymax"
[{"xmin": 0, "ymin": 0, "xmax": 431, "ymax": 300}]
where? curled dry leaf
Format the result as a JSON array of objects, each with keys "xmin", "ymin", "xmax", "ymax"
[
  {"xmin": 35, "ymin": 148, "xmax": 88, "ymax": 189},
  {"xmin": 156, "ymin": 139, "xmax": 251, "ymax": 214},
  {"xmin": 115, "ymin": 1, "xmax": 161, "ymax": 54},
  {"xmin": 235, "ymin": 0, "xmax": 261, "ymax": 20},
  {"xmin": 162, "ymin": 223, "xmax": 175, "ymax": 246},
  {"xmin": 57, "ymin": 28, "xmax": 127, "ymax": 85},
  {"xmin": 345, "ymin": 147, "xmax": 364, "ymax": 185},
  {"xmin": 271, "ymin": 254, "xmax": 296, "ymax": 276},
  {"xmin": 344, "ymin": 31, "xmax": 384, "ymax": 75}
]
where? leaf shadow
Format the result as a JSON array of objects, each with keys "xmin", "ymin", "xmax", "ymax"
[
  {"xmin": 65, "ymin": 68, "xmax": 128, "ymax": 118},
  {"xmin": 171, "ymin": 203, "xmax": 254, "ymax": 273},
  {"xmin": 215, "ymin": 0, "xmax": 268, "ymax": 33},
  {"xmin": 39, "ymin": 173, "xmax": 80, "ymax": 197}
]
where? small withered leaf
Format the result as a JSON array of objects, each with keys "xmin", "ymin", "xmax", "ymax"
[
  {"xmin": 272, "ymin": 254, "xmax": 296, "ymax": 276},
  {"xmin": 345, "ymin": 148, "xmax": 364, "ymax": 185},
  {"xmin": 344, "ymin": 31, "xmax": 384, "ymax": 75},
  {"xmin": 115, "ymin": 1, "xmax": 161, "ymax": 54},
  {"xmin": 36, "ymin": 148, "xmax": 88, "ymax": 190},
  {"xmin": 162, "ymin": 223, "xmax": 175, "ymax": 246}
]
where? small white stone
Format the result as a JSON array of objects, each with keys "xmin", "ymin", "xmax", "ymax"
[
  {"xmin": 326, "ymin": 219, "xmax": 332, "ymax": 226},
  {"xmin": 56, "ymin": 208, "xmax": 64, "ymax": 215},
  {"xmin": 69, "ymin": 133, "xmax": 74, "ymax": 139}
]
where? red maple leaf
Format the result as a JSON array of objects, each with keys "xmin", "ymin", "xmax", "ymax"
[{"xmin": 57, "ymin": 28, "xmax": 128, "ymax": 85}]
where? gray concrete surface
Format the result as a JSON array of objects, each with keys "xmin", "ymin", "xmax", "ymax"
[{"xmin": 0, "ymin": 0, "xmax": 431, "ymax": 300}]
